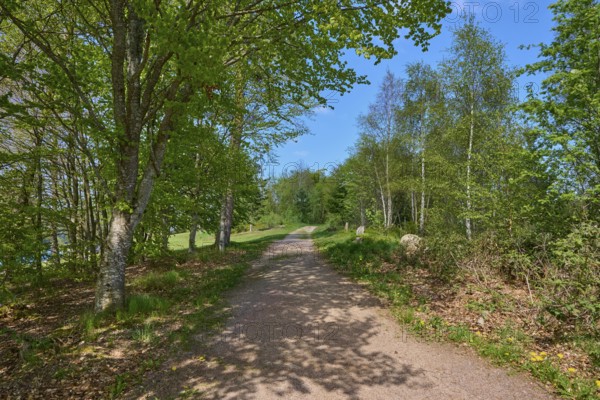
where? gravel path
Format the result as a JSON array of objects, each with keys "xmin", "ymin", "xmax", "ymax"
[{"xmin": 138, "ymin": 227, "xmax": 555, "ymax": 399}]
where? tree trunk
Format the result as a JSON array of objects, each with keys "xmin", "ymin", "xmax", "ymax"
[
  {"xmin": 215, "ymin": 69, "xmax": 244, "ymax": 250},
  {"xmin": 465, "ymin": 99, "xmax": 474, "ymax": 240},
  {"xmin": 82, "ymin": 163, "xmax": 98, "ymax": 270},
  {"xmin": 360, "ymin": 199, "xmax": 366, "ymax": 226},
  {"xmin": 33, "ymin": 129, "xmax": 44, "ymax": 276},
  {"xmin": 411, "ymin": 191, "xmax": 416, "ymax": 225},
  {"xmin": 374, "ymin": 165, "xmax": 387, "ymax": 227},
  {"xmin": 217, "ymin": 189, "xmax": 234, "ymax": 252},
  {"xmin": 49, "ymin": 160, "xmax": 62, "ymax": 267},
  {"xmin": 385, "ymin": 152, "xmax": 392, "ymax": 229},
  {"xmin": 419, "ymin": 153, "xmax": 426, "ymax": 234},
  {"xmin": 50, "ymin": 223, "xmax": 61, "ymax": 267},
  {"xmin": 94, "ymin": 210, "xmax": 133, "ymax": 311},
  {"xmin": 188, "ymin": 213, "xmax": 198, "ymax": 253},
  {"xmin": 419, "ymin": 112, "xmax": 426, "ymax": 235}
]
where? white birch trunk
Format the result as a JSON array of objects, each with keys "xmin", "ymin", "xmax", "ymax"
[{"xmin": 465, "ymin": 98, "xmax": 474, "ymax": 240}]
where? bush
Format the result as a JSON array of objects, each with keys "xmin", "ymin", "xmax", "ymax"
[
  {"xmin": 422, "ymin": 231, "xmax": 469, "ymax": 280},
  {"xmin": 543, "ymin": 222, "xmax": 600, "ymax": 331},
  {"xmin": 257, "ymin": 212, "xmax": 285, "ymax": 229},
  {"xmin": 324, "ymin": 213, "xmax": 344, "ymax": 230}
]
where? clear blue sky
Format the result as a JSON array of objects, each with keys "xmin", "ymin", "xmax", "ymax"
[{"xmin": 269, "ymin": 1, "xmax": 555, "ymax": 178}]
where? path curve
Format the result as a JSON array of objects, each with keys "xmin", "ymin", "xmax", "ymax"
[{"xmin": 138, "ymin": 227, "xmax": 555, "ymax": 399}]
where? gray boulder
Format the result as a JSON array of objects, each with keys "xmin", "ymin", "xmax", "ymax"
[
  {"xmin": 356, "ymin": 225, "xmax": 365, "ymax": 236},
  {"xmin": 400, "ymin": 234, "xmax": 422, "ymax": 257}
]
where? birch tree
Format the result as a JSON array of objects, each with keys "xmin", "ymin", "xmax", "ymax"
[
  {"xmin": 357, "ymin": 71, "xmax": 404, "ymax": 229},
  {"xmin": 400, "ymin": 62, "xmax": 441, "ymax": 233},
  {"xmin": 441, "ymin": 17, "xmax": 514, "ymax": 240}
]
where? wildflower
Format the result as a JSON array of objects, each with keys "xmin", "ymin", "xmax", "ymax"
[
  {"xmin": 557, "ymin": 353, "xmax": 564, "ymax": 359},
  {"xmin": 567, "ymin": 367, "xmax": 576, "ymax": 373},
  {"xmin": 540, "ymin": 351, "xmax": 547, "ymax": 356},
  {"xmin": 475, "ymin": 331, "xmax": 482, "ymax": 336},
  {"xmin": 171, "ymin": 366, "xmax": 177, "ymax": 371},
  {"xmin": 595, "ymin": 380, "xmax": 600, "ymax": 388},
  {"xmin": 507, "ymin": 337, "xmax": 514, "ymax": 343},
  {"xmin": 530, "ymin": 351, "xmax": 537, "ymax": 356}
]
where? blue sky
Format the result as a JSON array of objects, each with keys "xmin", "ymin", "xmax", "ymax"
[{"xmin": 269, "ymin": 0, "xmax": 555, "ymax": 177}]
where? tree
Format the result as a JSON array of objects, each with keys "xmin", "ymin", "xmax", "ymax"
[
  {"xmin": 399, "ymin": 62, "xmax": 441, "ymax": 233},
  {"xmin": 214, "ymin": 65, "xmax": 308, "ymax": 251},
  {"xmin": 440, "ymin": 17, "xmax": 514, "ymax": 239},
  {"xmin": 357, "ymin": 71, "xmax": 404, "ymax": 229},
  {"xmin": 521, "ymin": 0, "xmax": 600, "ymax": 221}
]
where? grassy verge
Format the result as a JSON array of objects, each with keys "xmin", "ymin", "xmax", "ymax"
[
  {"xmin": 313, "ymin": 227, "xmax": 600, "ymax": 400},
  {"xmin": 0, "ymin": 224, "xmax": 299, "ymax": 399}
]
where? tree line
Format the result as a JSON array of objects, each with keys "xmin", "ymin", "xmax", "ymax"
[{"xmin": 0, "ymin": 0, "xmax": 451, "ymax": 311}]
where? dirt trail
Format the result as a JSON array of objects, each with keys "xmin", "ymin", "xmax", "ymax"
[{"xmin": 137, "ymin": 227, "xmax": 555, "ymax": 399}]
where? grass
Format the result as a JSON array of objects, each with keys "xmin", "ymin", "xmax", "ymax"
[
  {"xmin": 314, "ymin": 227, "xmax": 600, "ymax": 400},
  {"xmin": 133, "ymin": 270, "xmax": 183, "ymax": 292},
  {"xmin": 123, "ymin": 294, "xmax": 170, "ymax": 317},
  {"xmin": 109, "ymin": 373, "xmax": 129, "ymax": 399},
  {"xmin": 131, "ymin": 323, "xmax": 157, "ymax": 344}
]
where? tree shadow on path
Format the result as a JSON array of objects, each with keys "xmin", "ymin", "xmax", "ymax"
[{"xmin": 137, "ymin": 234, "xmax": 431, "ymax": 399}]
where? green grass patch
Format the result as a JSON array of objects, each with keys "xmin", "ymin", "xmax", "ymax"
[
  {"xmin": 108, "ymin": 373, "xmax": 129, "ymax": 399},
  {"xmin": 131, "ymin": 323, "xmax": 157, "ymax": 344},
  {"xmin": 123, "ymin": 294, "xmax": 170, "ymax": 318},
  {"xmin": 133, "ymin": 270, "xmax": 184, "ymax": 292}
]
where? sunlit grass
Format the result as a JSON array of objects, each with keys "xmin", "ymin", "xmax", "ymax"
[{"xmin": 168, "ymin": 223, "xmax": 304, "ymax": 251}]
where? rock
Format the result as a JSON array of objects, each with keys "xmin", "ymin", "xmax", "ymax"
[
  {"xmin": 356, "ymin": 225, "xmax": 365, "ymax": 236},
  {"xmin": 344, "ymin": 222, "xmax": 349, "ymax": 232},
  {"xmin": 399, "ymin": 234, "xmax": 422, "ymax": 257},
  {"xmin": 477, "ymin": 316, "xmax": 485, "ymax": 328}
]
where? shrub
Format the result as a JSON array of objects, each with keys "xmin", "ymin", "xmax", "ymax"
[
  {"xmin": 422, "ymin": 231, "xmax": 468, "ymax": 280},
  {"xmin": 543, "ymin": 222, "xmax": 600, "ymax": 332}
]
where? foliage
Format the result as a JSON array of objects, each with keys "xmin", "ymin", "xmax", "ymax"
[
  {"xmin": 520, "ymin": 0, "xmax": 600, "ymax": 220},
  {"xmin": 543, "ymin": 222, "xmax": 600, "ymax": 331}
]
